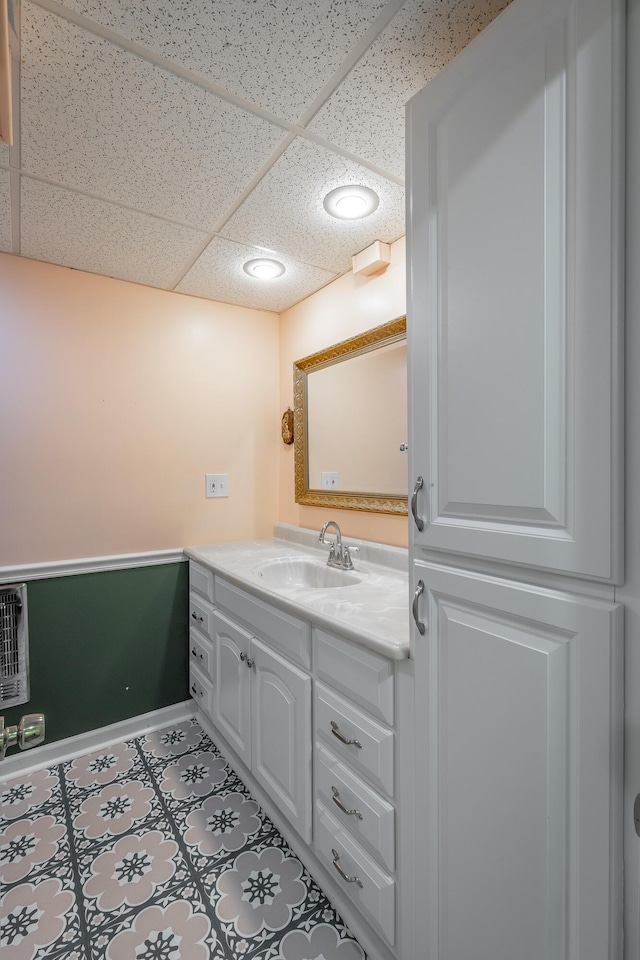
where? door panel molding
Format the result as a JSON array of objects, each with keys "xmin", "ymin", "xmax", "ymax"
[
  {"xmin": 411, "ymin": 559, "xmax": 623, "ymax": 960},
  {"xmin": 407, "ymin": 0, "xmax": 624, "ymax": 581}
]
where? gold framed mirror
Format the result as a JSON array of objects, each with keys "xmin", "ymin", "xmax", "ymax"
[{"xmin": 293, "ymin": 316, "xmax": 408, "ymax": 515}]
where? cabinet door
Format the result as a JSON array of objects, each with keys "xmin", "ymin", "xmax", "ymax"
[
  {"xmin": 250, "ymin": 638, "xmax": 312, "ymax": 843},
  {"xmin": 212, "ymin": 611, "xmax": 252, "ymax": 769},
  {"xmin": 412, "ymin": 560, "xmax": 623, "ymax": 960},
  {"xmin": 406, "ymin": 0, "xmax": 623, "ymax": 581}
]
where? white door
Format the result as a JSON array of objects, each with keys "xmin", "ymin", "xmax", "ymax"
[
  {"xmin": 250, "ymin": 638, "xmax": 312, "ymax": 843},
  {"xmin": 406, "ymin": 0, "xmax": 624, "ymax": 581},
  {"xmin": 212, "ymin": 610, "xmax": 252, "ymax": 768},
  {"xmin": 412, "ymin": 560, "xmax": 623, "ymax": 960}
]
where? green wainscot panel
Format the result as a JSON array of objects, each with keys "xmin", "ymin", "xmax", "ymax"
[{"xmin": 2, "ymin": 561, "xmax": 189, "ymax": 744}]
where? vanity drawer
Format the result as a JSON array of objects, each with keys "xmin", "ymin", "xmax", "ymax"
[
  {"xmin": 189, "ymin": 662, "xmax": 214, "ymax": 720},
  {"xmin": 315, "ymin": 801, "xmax": 395, "ymax": 946},
  {"xmin": 314, "ymin": 628, "xmax": 394, "ymax": 725},
  {"xmin": 215, "ymin": 576, "xmax": 311, "ymax": 668},
  {"xmin": 315, "ymin": 743, "xmax": 395, "ymax": 871},
  {"xmin": 189, "ymin": 560, "xmax": 214, "ymax": 603},
  {"xmin": 189, "ymin": 592, "xmax": 215, "ymax": 641},
  {"xmin": 314, "ymin": 683, "xmax": 394, "ymax": 797},
  {"xmin": 189, "ymin": 628, "xmax": 214, "ymax": 681}
]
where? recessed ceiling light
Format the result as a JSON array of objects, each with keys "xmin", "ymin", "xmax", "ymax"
[
  {"xmin": 243, "ymin": 258, "xmax": 286, "ymax": 280},
  {"xmin": 323, "ymin": 185, "xmax": 379, "ymax": 220}
]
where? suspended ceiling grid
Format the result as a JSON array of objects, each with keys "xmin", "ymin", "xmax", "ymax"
[{"xmin": 0, "ymin": 0, "xmax": 511, "ymax": 312}]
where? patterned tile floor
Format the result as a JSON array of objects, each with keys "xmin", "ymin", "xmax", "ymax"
[{"xmin": 0, "ymin": 719, "xmax": 366, "ymax": 960}]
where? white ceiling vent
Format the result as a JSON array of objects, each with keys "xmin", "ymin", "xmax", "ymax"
[{"xmin": 352, "ymin": 240, "xmax": 391, "ymax": 277}]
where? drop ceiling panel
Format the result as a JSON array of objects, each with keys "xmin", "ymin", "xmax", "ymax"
[
  {"xmin": 309, "ymin": 0, "xmax": 512, "ymax": 179},
  {"xmin": 0, "ymin": 167, "xmax": 11, "ymax": 251},
  {"xmin": 20, "ymin": 2, "xmax": 286, "ymax": 228},
  {"xmin": 9, "ymin": 1, "xmax": 512, "ymax": 309},
  {"xmin": 52, "ymin": 0, "xmax": 388, "ymax": 122},
  {"xmin": 176, "ymin": 237, "xmax": 336, "ymax": 314},
  {"xmin": 220, "ymin": 137, "xmax": 405, "ymax": 274},
  {"xmin": 21, "ymin": 177, "xmax": 207, "ymax": 287}
]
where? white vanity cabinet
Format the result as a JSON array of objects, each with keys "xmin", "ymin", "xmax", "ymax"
[
  {"xmin": 312, "ymin": 629, "xmax": 399, "ymax": 948},
  {"xmin": 250, "ymin": 638, "xmax": 312, "ymax": 840},
  {"xmin": 210, "ymin": 589, "xmax": 313, "ymax": 843},
  {"xmin": 211, "ymin": 609, "xmax": 252, "ymax": 767},
  {"xmin": 188, "ymin": 561, "xmax": 216, "ymax": 718},
  {"xmin": 188, "ymin": 561, "xmax": 312, "ymax": 842},
  {"xmin": 187, "ymin": 554, "xmax": 410, "ymax": 960}
]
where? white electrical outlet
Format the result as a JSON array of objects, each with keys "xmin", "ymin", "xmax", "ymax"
[
  {"xmin": 321, "ymin": 472, "xmax": 339, "ymax": 490},
  {"xmin": 205, "ymin": 474, "xmax": 229, "ymax": 498}
]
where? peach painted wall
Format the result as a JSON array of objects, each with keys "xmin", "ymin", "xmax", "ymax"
[
  {"xmin": 0, "ymin": 253, "xmax": 280, "ymax": 565},
  {"xmin": 279, "ymin": 236, "xmax": 408, "ymax": 548}
]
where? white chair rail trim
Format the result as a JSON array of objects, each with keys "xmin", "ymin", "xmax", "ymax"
[{"xmin": 0, "ymin": 548, "xmax": 186, "ymax": 584}]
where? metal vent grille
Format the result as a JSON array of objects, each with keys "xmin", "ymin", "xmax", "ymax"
[
  {"xmin": 0, "ymin": 583, "xmax": 29, "ymax": 708},
  {"xmin": 0, "ymin": 678, "xmax": 21, "ymax": 701}
]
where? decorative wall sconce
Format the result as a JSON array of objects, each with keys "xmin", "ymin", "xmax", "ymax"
[{"xmin": 281, "ymin": 407, "xmax": 294, "ymax": 445}]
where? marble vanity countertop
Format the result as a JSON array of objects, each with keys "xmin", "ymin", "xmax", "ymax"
[{"xmin": 184, "ymin": 528, "xmax": 410, "ymax": 660}]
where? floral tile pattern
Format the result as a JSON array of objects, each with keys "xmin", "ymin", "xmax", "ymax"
[{"xmin": 0, "ymin": 720, "xmax": 366, "ymax": 960}]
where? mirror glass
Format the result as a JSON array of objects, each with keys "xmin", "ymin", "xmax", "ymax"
[{"xmin": 293, "ymin": 317, "xmax": 407, "ymax": 515}]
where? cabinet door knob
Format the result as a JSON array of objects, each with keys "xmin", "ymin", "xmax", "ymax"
[
  {"xmin": 240, "ymin": 651, "xmax": 247, "ymax": 662},
  {"xmin": 332, "ymin": 849, "xmax": 363, "ymax": 888},
  {"xmin": 411, "ymin": 476, "xmax": 425, "ymax": 532},
  {"xmin": 331, "ymin": 785, "xmax": 363, "ymax": 819},
  {"xmin": 246, "ymin": 657, "xmax": 254, "ymax": 668},
  {"xmin": 413, "ymin": 579, "xmax": 426, "ymax": 635},
  {"xmin": 330, "ymin": 720, "xmax": 362, "ymax": 749}
]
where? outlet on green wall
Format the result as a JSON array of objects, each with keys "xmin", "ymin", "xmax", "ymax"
[{"xmin": 2, "ymin": 561, "xmax": 189, "ymax": 745}]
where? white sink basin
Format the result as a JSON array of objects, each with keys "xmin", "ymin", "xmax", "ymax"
[{"xmin": 254, "ymin": 557, "xmax": 363, "ymax": 589}]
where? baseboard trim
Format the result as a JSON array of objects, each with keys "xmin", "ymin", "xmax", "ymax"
[
  {"xmin": 0, "ymin": 548, "xmax": 187, "ymax": 584},
  {"xmin": 0, "ymin": 700, "xmax": 196, "ymax": 780}
]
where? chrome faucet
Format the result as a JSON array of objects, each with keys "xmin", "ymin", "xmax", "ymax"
[{"xmin": 318, "ymin": 520, "xmax": 358, "ymax": 570}]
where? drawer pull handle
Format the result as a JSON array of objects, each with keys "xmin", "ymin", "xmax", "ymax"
[
  {"xmin": 332, "ymin": 849, "xmax": 363, "ymax": 888},
  {"xmin": 240, "ymin": 651, "xmax": 247, "ymax": 662},
  {"xmin": 191, "ymin": 647, "xmax": 204, "ymax": 659},
  {"xmin": 246, "ymin": 657, "xmax": 254, "ymax": 668},
  {"xmin": 331, "ymin": 720, "xmax": 362, "ymax": 749},
  {"xmin": 412, "ymin": 580, "xmax": 426, "ymax": 636},
  {"xmin": 332, "ymin": 786, "xmax": 363, "ymax": 820},
  {"xmin": 411, "ymin": 475, "xmax": 425, "ymax": 532},
  {"xmin": 191, "ymin": 683, "xmax": 201, "ymax": 697},
  {"xmin": 191, "ymin": 611, "xmax": 204, "ymax": 622}
]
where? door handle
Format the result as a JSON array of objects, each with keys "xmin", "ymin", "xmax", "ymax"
[
  {"xmin": 332, "ymin": 785, "xmax": 363, "ymax": 820},
  {"xmin": 332, "ymin": 849, "xmax": 363, "ymax": 888},
  {"xmin": 413, "ymin": 580, "xmax": 426, "ymax": 635},
  {"xmin": 330, "ymin": 720, "xmax": 362, "ymax": 749},
  {"xmin": 411, "ymin": 476, "xmax": 425, "ymax": 532}
]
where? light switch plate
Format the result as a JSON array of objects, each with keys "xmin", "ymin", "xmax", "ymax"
[{"xmin": 205, "ymin": 474, "xmax": 229, "ymax": 498}]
